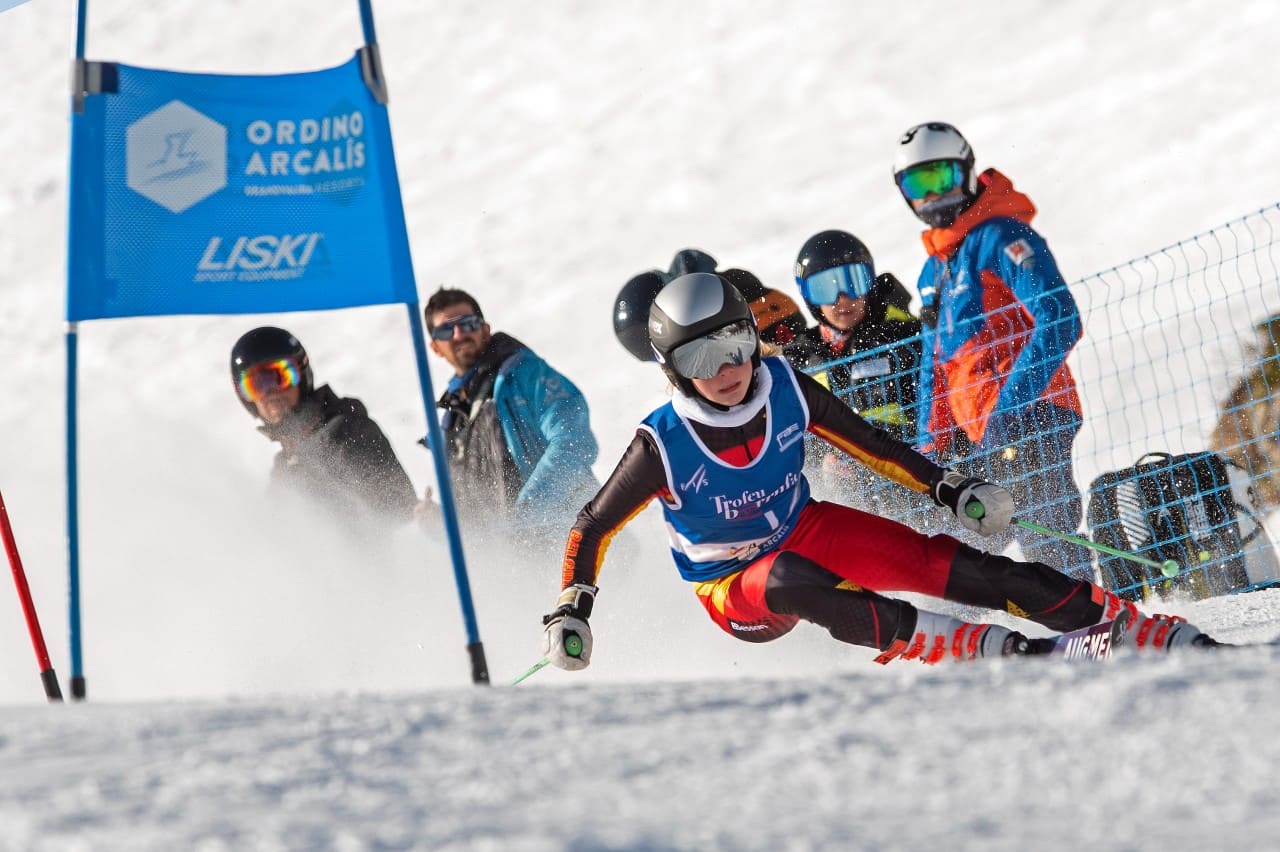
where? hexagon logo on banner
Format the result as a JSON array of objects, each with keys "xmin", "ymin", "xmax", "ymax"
[{"xmin": 126, "ymin": 100, "xmax": 227, "ymax": 213}]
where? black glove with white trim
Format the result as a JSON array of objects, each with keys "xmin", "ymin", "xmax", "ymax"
[
  {"xmin": 933, "ymin": 469, "xmax": 1014, "ymax": 536},
  {"xmin": 541, "ymin": 583, "xmax": 597, "ymax": 671}
]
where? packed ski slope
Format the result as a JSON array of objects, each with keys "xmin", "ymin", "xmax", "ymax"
[{"xmin": 2, "ymin": 1, "xmax": 1280, "ymax": 848}]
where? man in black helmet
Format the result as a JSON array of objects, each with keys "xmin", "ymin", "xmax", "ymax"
[
  {"xmin": 231, "ymin": 326, "xmax": 418, "ymax": 527},
  {"xmin": 786, "ymin": 230, "xmax": 921, "ymax": 442},
  {"xmin": 783, "ymin": 230, "xmax": 928, "ymax": 521}
]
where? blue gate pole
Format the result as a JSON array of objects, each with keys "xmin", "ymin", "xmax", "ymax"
[
  {"xmin": 406, "ymin": 303, "xmax": 489, "ymax": 684},
  {"xmin": 357, "ymin": 0, "xmax": 378, "ymax": 45},
  {"xmin": 360, "ymin": 0, "xmax": 486, "ymax": 685},
  {"xmin": 66, "ymin": 0, "xmax": 89, "ymax": 701},
  {"xmin": 65, "ymin": 326, "xmax": 85, "ymax": 700}
]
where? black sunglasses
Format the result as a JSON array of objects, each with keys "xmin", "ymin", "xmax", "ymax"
[{"xmin": 430, "ymin": 314, "xmax": 484, "ymax": 341}]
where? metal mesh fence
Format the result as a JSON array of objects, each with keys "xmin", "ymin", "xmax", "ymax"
[{"xmin": 802, "ymin": 204, "xmax": 1280, "ymax": 600}]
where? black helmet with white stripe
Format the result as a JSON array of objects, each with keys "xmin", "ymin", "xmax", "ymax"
[{"xmin": 648, "ymin": 272, "xmax": 759, "ymax": 399}]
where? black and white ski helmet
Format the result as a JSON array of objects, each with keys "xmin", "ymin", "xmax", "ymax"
[
  {"xmin": 793, "ymin": 230, "xmax": 876, "ymax": 324},
  {"xmin": 613, "ymin": 270, "xmax": 667, "ymax": 362},
  {"xmin": 892, "ymin": 122, "xmax": 979, "ymax": 228},
  {"xmin": 229, "ymin": 326, "xmax": 313, "ymax": 415},
  {"xmin": 648, "ymin": 272, "xmax": 758, "ymax": 398}
]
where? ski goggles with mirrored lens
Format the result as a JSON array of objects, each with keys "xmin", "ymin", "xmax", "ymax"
[
  {"xmin": 430, "ymin": 314, "xmax": 484, "ymax": 341},
  {"xmin": 236, "ymin": 358, "xmax": 302, "ymax": 403},
  {"xmin": 671, "ymin": 320, "xmax": 758, "ymax": 380},
  {"xmin": 896, "ymin": 160, "xmax": 965, "ymax": 201},
  {"xmin": 798, "ymin": 262, "xmax": 875, "ymax": 306}
]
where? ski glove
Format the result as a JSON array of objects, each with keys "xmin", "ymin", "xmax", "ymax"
[
  {"xmin": 541, "ymin": 583, "xmax": 597, "ymax": 671},
  {"xmin": 933, "ymin": 469, "xmax": 1014, "ymax": 536},
  {"xmin": 919, "ymin": 299, "xmax": 939, "ymax": 329}
]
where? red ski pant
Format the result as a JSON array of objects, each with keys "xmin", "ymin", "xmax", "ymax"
[{"xmin": 693, "ymin": 500, "xmax": 1103, "ymax": 646}]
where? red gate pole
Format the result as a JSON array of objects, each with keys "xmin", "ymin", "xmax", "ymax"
[{"xmin": 0, "ymin": 491, "xmax": 63, "ymax": 702}]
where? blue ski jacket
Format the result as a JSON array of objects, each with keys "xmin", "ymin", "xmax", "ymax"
[
  {"xmin": 493, "ymin": 346, "xmax": 600, "ymax": 517},
  {"xmin": 913, "ymin": 169, "xmax": 1083, "ymax": 458}
]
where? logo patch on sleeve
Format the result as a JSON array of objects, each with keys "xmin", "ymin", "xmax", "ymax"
[{"xmin": 1004, "ymin": 238, "xmax": 1035, "ymax": 266}]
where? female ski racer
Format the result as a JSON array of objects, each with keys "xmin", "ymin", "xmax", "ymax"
[{"xmin": 540, "ymin": 272, "xmax": 1219, "ymax": 670}]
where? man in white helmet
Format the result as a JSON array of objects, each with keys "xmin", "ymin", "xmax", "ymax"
[{"xmin": 893, "ymin": 122, "xmax": 1091, "ymax": 579}]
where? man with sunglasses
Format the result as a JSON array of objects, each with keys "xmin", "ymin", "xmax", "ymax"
[
  {"xmin": 230, "ymin": 326, "xmax": 418, "ymax": 528},
  {"xmin": 424, "ymin": 288, "xmax": 599, "ymax": 543},
  {"xmin": 893, "ymin": 122, "xmax": 1090, "ymax": 578}
]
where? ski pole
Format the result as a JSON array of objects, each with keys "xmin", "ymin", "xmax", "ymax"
[
  {"xmin": 0, "ymin": 491, "xmax": 63, "ymax": 702},
  {"xmin": 511, "ymin": 657, "xmax": 551, "ymax": 685},
  {"xmin": 511, "ymin": 630, "xmax": 588, "ymax": 685},
  {"xmin": 1014, "ymin": 518, "xmax": 1180, "ymax": 578},
  {"xmin": 962, "ymin": 499, "xmax": 1180, "ymax": 578}
]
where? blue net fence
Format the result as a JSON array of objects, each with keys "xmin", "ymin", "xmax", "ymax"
[{"xmin": 803, "ymin": 204, "xmax": 1280, "ymax": 601}]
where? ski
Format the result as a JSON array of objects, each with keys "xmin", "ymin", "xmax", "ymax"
[
  {"xmin": 1044, "ymin": 610, "xmax": 1129, "ymax": 660},
  {"xmin": 1193, "ymin": 633, "xmax": 1280, "ymax": 650},
  {"xmin": 1029, "ymin": 611, "xmax": 1280, "ymax": 659}
]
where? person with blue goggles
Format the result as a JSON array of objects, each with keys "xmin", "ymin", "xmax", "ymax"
[
  {"xmin": 784, "ymin": 230, "xmax": 921, "ymax": 444},
  {"xmin": 781, "ymin": 230, "xmax": 927, "ymax": 523}
]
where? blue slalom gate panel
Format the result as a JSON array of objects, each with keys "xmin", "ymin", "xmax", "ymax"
[{"xmin": 68, "ymin": 53, "xmax": 416, "ymax": 320}]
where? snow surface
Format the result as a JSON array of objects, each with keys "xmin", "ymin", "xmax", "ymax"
[{"xmin": 3, "ymin": 1, "xmax": 1280, "ymax": 848}]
